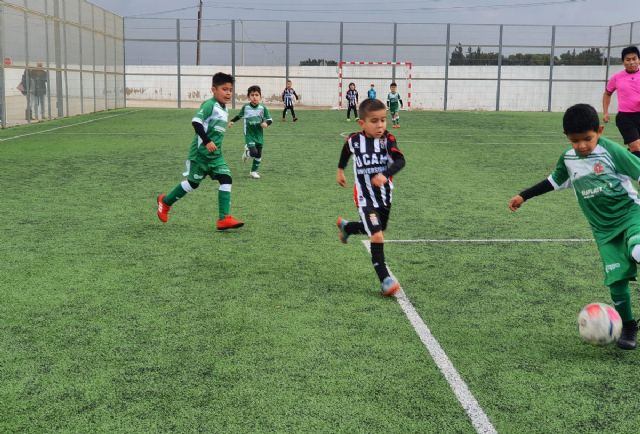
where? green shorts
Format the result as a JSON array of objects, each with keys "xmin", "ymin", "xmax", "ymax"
[
  {"xmin": 182, "ymin": 159, "xmax": 231, "ymax": 184},
  {"xmin": 597, "ymin": 224, "xmax": 640, "ymax": 285}
]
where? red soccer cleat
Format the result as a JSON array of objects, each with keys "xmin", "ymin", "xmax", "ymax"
[
  {"xmin": 157, "ymin": 194, "xmax": 171, "ymax": 223},
  {"xmin": 216, "ymin": 215, "xmax": 245, "ymax": 231},
  {"xmin": 381, "ymin": 276, "xmax": 401, "ymax": 297}
]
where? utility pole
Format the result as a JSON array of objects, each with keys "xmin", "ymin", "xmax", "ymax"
[{"xmin": 196, "ymin": 0, "xmax": 203, "ymax": 65}]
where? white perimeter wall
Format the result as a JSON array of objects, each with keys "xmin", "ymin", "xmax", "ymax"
[{"xmin": 6, "ymin": 65, "xmax": 624, "ymax": 112}]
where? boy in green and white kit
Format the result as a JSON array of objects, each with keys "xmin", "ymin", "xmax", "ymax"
[
  {"xmin": 509, "ymin": 104, "xmax": 640, "ymax": 350},
  {"xmin": 157, "ymin": 72, "xmax": 244, "ymax": 231},
  {"xmin": 229, "ymin": 85, "xmax": 272, "ymax": 179},
  {"xmin": 387, "ymin": 82, "xmax": 403, "ymax": 129}
]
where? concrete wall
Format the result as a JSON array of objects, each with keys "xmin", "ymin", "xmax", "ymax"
[{"xmin": 123, "ymin": 64, "xmax": 625, "ymax": 112}]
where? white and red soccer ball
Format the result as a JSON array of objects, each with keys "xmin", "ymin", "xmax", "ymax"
[{"xmin": 578, "ymin": 303, "xmax": 622, "ymax": 345}]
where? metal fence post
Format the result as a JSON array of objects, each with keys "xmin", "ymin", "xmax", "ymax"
[
  {"xmin": 496, "ymin": 24, "xmax": 503, "ymax": 112},
  {"xmin": 0, "ymin": 2, "xmax": 5, "ymax": 128},
  {"xmin": 113, "ymin": 15, "xmax": 118, "ymax": 108},
  {"xmin": 91, "ymin": 4, "xmax": 96, "ymax": 112},
  {"xmin": 231, "ymin": 20, "xmax": 236, "ymax": 110},
  {"xmin": 44, "ymin": 0, "xmax": 52, "ymax": 119},
  {"xmin": 176, "ymin": 19, "xmax": 181, "ymax": 109},
  {"xmin": 62, "ymin": 0, "xmax": 70, "ymax": 116},
  {"xmin": 605, "ymin": 26, "xmax": 612, "ymax": 86},
  {"xmin": 392, "ymin": 22, "xmax": 397, "ymax": 81},
  {"xmin": 444, "ymin": 23, "xmax": 450, "ymax": 111},
  {"xmin": 547, "ymin": 25, "xmax": 555, "ymax": 112},
  {"xmin": 78, "ymin": 1, "xmax": 84, "ymax": 114},
  {"xmin": 123, "ymin": 17, "xmax": 126, "ymax": 108},
  {"xmin": 631, "ymin": 22, "xmax": 634, "ymax": 45},
  {"xmin": 53, "ymin": 0, "xmax": 64, "ymax": 117},
  {"xmin": 103, "ymin": 12, "xmax": 107, "ymax": 110},
  {"xmin": 339, "ymin": 22, "xmax": 343, "ymax": 63},
  {"xmin": 285, "ymin": 21, "xmax": 289, "ymax": 83},
  {"xmin": 24, "ymin": 1, "xmax": 31, "ymax": 123}
]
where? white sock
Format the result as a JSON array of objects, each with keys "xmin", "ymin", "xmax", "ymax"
[{"xmin": 632, "ymin": 245, "xmax": 640, "ymax": 263}]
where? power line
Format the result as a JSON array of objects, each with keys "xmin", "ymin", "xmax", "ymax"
[
  {"xmin": 127, "ymin": 0, "xmax": 582, "ymax": 18},
  {"xmin": 200, "ymin": 0, "xmax": 580, "ymax": 14},
  {"xmin": 127, "ymin": 4, "xmax": 200, "ymax": 18}
]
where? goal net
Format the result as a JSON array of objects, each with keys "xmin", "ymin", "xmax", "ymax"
[{"xmin": 337, "ymin": 61, "xmax": 412, "ymax": 110}]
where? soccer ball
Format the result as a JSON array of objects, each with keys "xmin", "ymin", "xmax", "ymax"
[{"xmin": 577, "ymin": 303, "xmax": 622, "ymax": 345}]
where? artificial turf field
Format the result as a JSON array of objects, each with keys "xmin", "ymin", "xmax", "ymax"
[{"xmin": 2, "ymin": 108, "xmax": 640, "ymax": 433}]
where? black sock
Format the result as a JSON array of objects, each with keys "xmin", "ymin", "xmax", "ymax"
[
  {"xmin": 371, "ymin": 242, "xmax": 389, "ymax": 282},
  {"xmin": 345, "ymin": 221, "xmax": 366, "ymax": 235}
]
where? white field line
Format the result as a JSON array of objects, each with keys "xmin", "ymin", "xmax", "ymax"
[
  {"xmin": 337, "ymin": 131, "xmax": 575, "ymax": 138},
  {"xmin": 361, "ymin": 240, "xmax": 498, "ymax": 434},
  {"xmin": 385, "ymin": 238, "xmax": 592, "ymax": 243},
  {"xmin": 0, "ymin": 110, "xmax": 143, "ymax": 142}
]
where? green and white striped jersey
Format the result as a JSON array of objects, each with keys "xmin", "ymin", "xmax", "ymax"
[
  {"xmin": 189, "ymin": 98, "xmax": 228, "ymax": 162},
  {"xmin": 236, "ymin": 102, "xmax": 272, "ymax": 145},
  {"xmin": 549, "ymin": 136, "xmax": 640, "ymax": 243}
]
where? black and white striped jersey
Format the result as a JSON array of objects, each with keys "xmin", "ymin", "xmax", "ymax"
[
  {"xmin": 282, "ymin": 88, "xmax": 298, "ymax": 107},
  {"xmin": 338, "ymin": 131, "xmax": 405, "ymax": 208},
  {"xmin": 346, "ymin": 89, "xmax": 359, "ymax": 107}
]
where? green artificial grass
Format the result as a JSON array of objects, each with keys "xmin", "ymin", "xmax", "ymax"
[{"xmin": 1, "ymin": 108, "xmax": 638, "ymax": 433}]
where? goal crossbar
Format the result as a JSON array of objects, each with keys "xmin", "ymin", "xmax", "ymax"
[{"xmin": 338, "ymin": 61, "xmax": 412, "ymax": 109}]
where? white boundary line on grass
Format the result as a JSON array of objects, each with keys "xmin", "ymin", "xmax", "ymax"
[
  {"xmin": 361, "ymin": 240, "xmax": 498, "ymax": 434},
  {"xmin": 385, "ymin": 238, "xmax": 592, "ymax": 243},
  {"xmin": 0, "ymin": 110, "xmax": 143, "ymax": 142}
]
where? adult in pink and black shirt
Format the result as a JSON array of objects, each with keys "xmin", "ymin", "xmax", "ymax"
[{"xmin": 603, "ymin": 46, "xmax": 640, "ymax": 157}]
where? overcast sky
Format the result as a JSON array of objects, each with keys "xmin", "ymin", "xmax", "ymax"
[{"xmin": 90, "ymin": 0, "xmax": 639, "ymax": 26}]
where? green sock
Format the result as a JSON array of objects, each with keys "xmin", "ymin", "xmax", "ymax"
[
  {"xmin": 609, "ymin": 280, "xmax": 634, "ymax": 322},
  {"xmin": 218, "ymin": 189, "xmax": 231, "ymax": 219},
  {"xmin": 164, "ymin": 182, "xmax": 188, "ymax": 206},
  {"xmin": 250, "ymin": 145, "xmax": 262, "ymax": 172}
]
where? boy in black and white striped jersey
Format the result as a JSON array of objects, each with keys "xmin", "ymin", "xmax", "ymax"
[{"xmin": 335, "ymin": 98, "xmax": 406, "ymax": 296}]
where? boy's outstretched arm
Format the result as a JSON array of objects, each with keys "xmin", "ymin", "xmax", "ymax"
[
  {"xmin": 337, "ymin": 142, "xmax": 351, "ymax": 187},
  {"xmin": 508, "ymin": 179, "xmax": 554, "ymax": 212}
]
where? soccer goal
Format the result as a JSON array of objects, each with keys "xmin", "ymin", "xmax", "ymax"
[{"xmin": 337, "ymin": 61, "xmax": 413, "ymax": 110}]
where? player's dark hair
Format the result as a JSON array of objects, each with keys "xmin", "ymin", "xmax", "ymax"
[
  {"xmin": 247, "ymin": 85, "xmax": 261, "ymax": 95},
  {"xmin": 212, "ymin": 72, "xmax": 234, "ymax": 87},
  {"xmin": 563, "ymin": 104, "xmax": 600, "ymax": 134},
  {"xmin": 348, "ymin": 82, "xmax": 355, "ymax": 87},
  {"xmin": 359, "ymin": 98, "xmax": 386, "ymax": 119},
  {"xmin": 621, "ymin": 46, "xmax": 640, "ymax": 60},
  {"xmin": 390, "ymin": 82, "xmax": 397, "ymax": 87}
]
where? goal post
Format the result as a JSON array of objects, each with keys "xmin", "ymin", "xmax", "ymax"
[{"xmin": 337, "ymin": 61, "xmax": 412, "ymax": 109}]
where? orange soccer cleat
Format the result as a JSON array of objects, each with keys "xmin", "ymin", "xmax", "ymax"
[
  {"xmin": 216, "ymin": 215, "xmax": 245, "ymax": 231},
  {"xmin": 157, "ymin": 194, "xmax": 171, "ymax": 223}
]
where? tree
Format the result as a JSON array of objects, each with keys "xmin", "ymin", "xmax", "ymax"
[
  {"xmin": 449, "ymin": 45, "xmax": 605, "ymax": 66},
  {"xmin": 299, "ymin": 58, "xmax": 337, "ymax": 66},
  {"xmin": 449, "ymin": 43, "xmax": 465, "ymax": 65}
]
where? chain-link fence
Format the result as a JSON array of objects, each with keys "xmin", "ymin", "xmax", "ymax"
[
  {"xmin": 2, "ymin": 6, "xmax": 638, "ymax": 128},
  {"xmin": 0, "ymin": 0, "xmax": 125, "ymax": 128},
  {"xmin": 124, "ymin": 18, "xmax": 639, "ymax": 113}
]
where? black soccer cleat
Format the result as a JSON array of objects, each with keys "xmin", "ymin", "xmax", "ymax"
[{"xmin": 617, "ymin": 319, "xmax": 638, "ymax": 350}]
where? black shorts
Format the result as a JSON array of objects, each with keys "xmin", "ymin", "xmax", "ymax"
[
  {"xmin": 357, "ymin": 205, "xmax": 391, "ymax": 236},
  {"xmin": 615, "ymin": 112, "xmax": 640, "ymax": 144}
]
